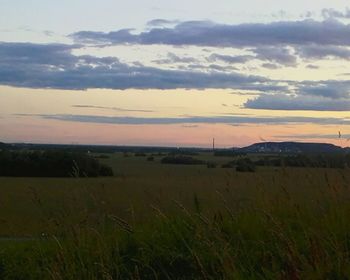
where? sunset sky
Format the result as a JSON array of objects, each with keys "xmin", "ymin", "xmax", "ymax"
[{"xmin": 1, "ymin": 0, "xmax": 350, "ymax": 147}]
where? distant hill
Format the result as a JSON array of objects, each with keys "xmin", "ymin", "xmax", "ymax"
[{"xmin": 239, "ymin": 142, "xmax": 343, "ymax": 154}]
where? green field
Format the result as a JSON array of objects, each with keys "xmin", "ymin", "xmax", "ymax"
[{"xmin": 1, "ymin": 152, "xmax": 350, "ymax": 279}]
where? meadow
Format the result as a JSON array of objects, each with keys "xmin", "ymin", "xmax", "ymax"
[{"xmin": 0, "ymin": 152, "xmax": 350, "ymax": 279}]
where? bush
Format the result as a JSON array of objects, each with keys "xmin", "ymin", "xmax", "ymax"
[
  {"xmin": 147, "ymin": 156, "xmax": 155, "ymax": 162},
  {"xmin": 134, "ymin": 152, "xmax": 146, "ymax": 157},
  {"xmin": 206, "ymin": 162, "xmax": 217, "ymax": 168},
  {"xmin": 254, "ymin": 154, "xmax": 348, "ymax": 169},
  {"xmin": 168, "ymin": 150, "xmax": 199, "ymax": 156},
  {"xmin": 221, "ymin": 162, "xmax": 234, "ymax": 168},
  {"xmin": 93, "ymin": 154, "xmax": 110, "ymax": 159},
  {"xmin": 214, "ymin": 150, "xmax": 246, "ymax": 157},
  {"xmin": 99, "ymin": 165, "xmax": 114, "ymax": 176},
  {"xmin": 161, "ymin": 156, "xmax": 204, "ymax": 165},
  {"xmin": 236, "ymin": 158, "xmax": 256, "ymax": 172}
]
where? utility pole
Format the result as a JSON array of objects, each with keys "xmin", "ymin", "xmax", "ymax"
[{"xmin": 212, "ymin": 138, "xmax": 215, "ymax": 152}]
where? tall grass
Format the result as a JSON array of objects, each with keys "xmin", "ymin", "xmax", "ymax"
[{"xmin": 1, "ymin": 173, "xmax": 350, "ymax": 279}]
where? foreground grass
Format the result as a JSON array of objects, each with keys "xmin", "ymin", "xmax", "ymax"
[{"xmin": 1, "ymin": 175, "xmax": 350, "ymax": 279}]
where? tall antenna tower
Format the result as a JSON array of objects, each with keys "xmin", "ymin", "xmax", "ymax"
[{"xmin": 212, "ymin": 138, "xmax": 215, "ymax": 152}]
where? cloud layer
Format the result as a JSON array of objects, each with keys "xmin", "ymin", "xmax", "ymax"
[
  {"xmin": 71, "ymin": 19, "xmax": 350, "ymax": 47},
  {"xmin": 0, "ymin": 42, "xmax": 280, "ymax": 91},
  {"xmin": 18, "ymin": 114, "xmax": 350, "ymax": 126},
  {"xmin": 3, "ymin": 16, "xmax": 350, "ymax": 112},
  {"xmin": 245, "ymin": 94, "xmax": 350, "ymax": 111}
]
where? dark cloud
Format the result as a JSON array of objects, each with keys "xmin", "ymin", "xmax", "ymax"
[
  {"xmin": 71, "ymin": 29, "xmax": 136, "ymax": 45},
  {"xmin": 70, "ymin": 19, "xmax": 350, "ymax": 47},
  {"xmin": 299, "ymin": 81, "xmax": 350, "ymax": 99},
  {"xmin": 152, "ymin": 52, "xmax": 197, "ymax": 64},
  {"xmin": 252, "ymin": 46, "xmax": 297, "ymax": 66},
  {"xmin": 179, "ymin": 63, "xmax": 239, "ymax": 72},
  {"xmin": 208, "ymin": 47, "xmax": 297, "ymax": 67},
  {"xmin": 0, "ymin": 42, "xmax": 81, "ymax": 67},
  {"xmin": 245, "ymin": 79, "xmax": 350, "ymax": 110},
  {"xmin": 207, "ymin": 64, "xmax": 239, "ymax": 72},
  {"xmin": 245, "ymin": 94, "xmax": 350, "ymax": 111},
  {"xmin": 297, "ymin": 45, "xmax": 350, "ymax": 60},
  {"xmin": 261, "ymin": 63, "xmax": 280, "ymax": 69},
  {"xmin": 208, "ymin": 53, "xmax": 255, "ymax": 64},
  {"xmin": 0, "ymin": 42, "xmax": 282, "ymax": 91},
  {"xmin": 18, "ymin": 113, "xmax": 350, "ymax": 126}
]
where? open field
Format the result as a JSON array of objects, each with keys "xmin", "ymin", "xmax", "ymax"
[
  {"xmin": 0, "ymin": 152, "xmax": 349, "ymax": 236},
  {"xmin": 1, "ymin": 152, "xmax": 350, "ymax": 279}
]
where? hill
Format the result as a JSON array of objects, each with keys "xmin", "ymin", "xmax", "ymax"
[{"xmin": 239, "ymin": 141, "xmax": 343, "ymax": 154}]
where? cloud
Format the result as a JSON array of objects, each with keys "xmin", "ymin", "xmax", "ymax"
[
  {"xmin": 322, "ymin": 8, "xmax": 350, "ymax": 19},
  {"xmin": 177, "ymin": 63, "xmax": 239, "ymax": 72},
  {"xmin": 208, "ymin": 47, "xmax": 297, "ymax": 67},
  {"xmin": 208, "ymin": 53, "xmax": 255, "ymax": 64},
  {"xmin": 0, "ymin": 42, "xmax": 282, "ymax": 91},
  {"xmin": 72, "ymin": 105, "xmax": 154, "ymax": 113},
  {"xmin": 70, "ymin": 19, "xmax": 350, "ymax": 47},
  {"xmin": 245, "ymin": 94, "xmax": 350, "ymax": 111},
  {"xmin": 297, "ymin": 45, "xmax": 350, "ymax": 60},
  {"xmin": 0, "ymin": 42, "xmax": 81, "ymax": 67},
  {"xmin": 147, "ymin": 19, "xmax": 180, "ymax": 27},
  {"xmin": 182, "ymin": 124, "xmax": 199, "ymax": 128},
  {"xmin": 252, "ymin": 46, "xmax": 297, "ymax": 66},
  {"xmin": 17, "ymin": 113, "xmax": 350, "ymax": 126},
  {"xmin": 43, "ymin": 30, "xmax": 55, "ymax": 37},
  {"xmin": 306, "ymin": 64, "xmax": 319, "ymax": 69},
  {"xmin": 152, "ymin": 52, "xmax": 197, "ymax": 64},
  {"xmin": 244, "ymin": 79, "xmax": 350, "ymax": 111},
  {"xmin": 261, "ymin": 63, "xmax": 280, "ymax": 69},
  {"xmin": 299, "ymin": 81, "xmax": 350, "ymax": 99},
  {"xmin": 71, "ymin": 29, "xmax": 136, "ymax": 45},
  {"xmin": 207, "ymin": 64, "xmax": 239, "ymax": 72},
  {"xmin": 275, "ymin": 133, "xmax": 350, "ymax": 140}
]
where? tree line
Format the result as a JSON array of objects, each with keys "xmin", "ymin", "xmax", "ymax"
[{"xmin": 0, "ymin": 150, "xmax": 113, "ymax": 177}]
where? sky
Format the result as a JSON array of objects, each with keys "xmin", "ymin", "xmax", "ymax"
[{"xmin": 1, "ymin": 1, "xmax": 350, "ymax": 147}]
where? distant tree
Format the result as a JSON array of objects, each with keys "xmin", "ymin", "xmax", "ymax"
[
  {"xmin": 0, "ymin": 150, "xmax": 113, "ymax": 177},
  {"xmin": 134, "ymin": 152, "xmax": 146, "ymax": 157},
  {"xmin": 236, "ymin": 158, "xmax": 256, "ymax": 172},
  {"xmin": 147, "ymin": 156, "xmax": 155, "ymax": 162},
  {"xmin": 206, "ymin": 162, "xmax": 217, "ymax": 168},
  {"xmin": 221, "ymin": 162, "xmax": 234, "ymax": 168},
  {"xmin": 161, "ymin": 156, "xmax": 204, "ymax": 165}
]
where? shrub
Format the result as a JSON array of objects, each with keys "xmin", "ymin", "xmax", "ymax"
[
  {"xmin": 99, "ymin": 165, "xmax": 114, "ymax": 176},
  {"xmin": 214, "ymin": 150, "xmax": 246, "ymax": 157},
  {"xmin": 94, "ymin": 154, "xmax": 110, "ymax": 159},
  {"xmin": 134, "ymin": 152, "xmax": 146, "ymax": 157},
  {"xmin": 236, "ymin": 158, "xmax": 256, "ymax": 172},
  {"xmin": 221, "ymin": 162, "xmax": 234, "ymax": 168},
  {"xmin": 161, "ymin": 156, "xmax": 204, "ymax": 165},
  {"xmin": 206, "ymin": 162, "xmax": 217, "ymax": 168},
  {"xmin": 147, "ymin": 156, "xmax": 155, "ymax": 162}
]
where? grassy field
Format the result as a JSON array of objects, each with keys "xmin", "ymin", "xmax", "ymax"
[{"xmin": 0, "ymin": 152, "xmax": 350, "ymax": 279}]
